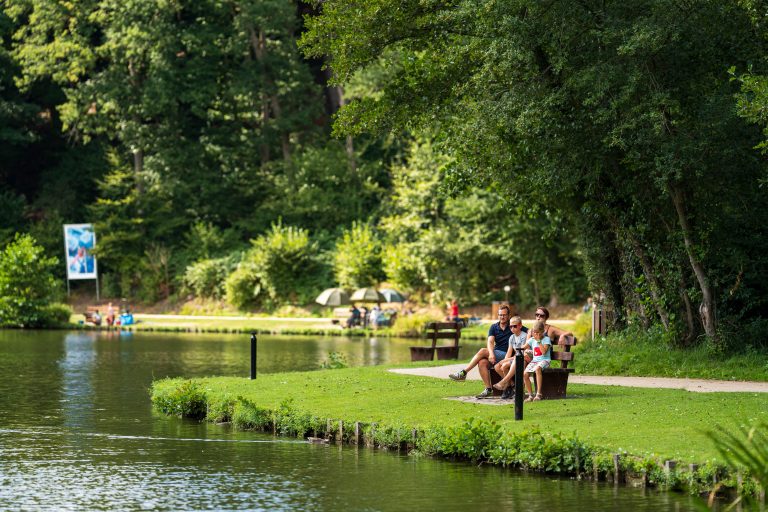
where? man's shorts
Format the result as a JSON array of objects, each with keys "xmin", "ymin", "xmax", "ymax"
[
  {"xmin": 491, "ymin": 349, "xmax": 507, "ymax": 362},
  {"xmin": 525, "ymin": 360, "xmax": 551, "ymax": 373}
]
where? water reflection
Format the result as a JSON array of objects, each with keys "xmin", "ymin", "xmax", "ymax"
[{"xmin": 0, "ymin": 330, "xmax": 704, "ymax": 511}]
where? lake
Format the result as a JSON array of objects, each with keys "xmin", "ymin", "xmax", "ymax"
[{"xmin": 0, "ymin": 330, "xmax": 704, "ymax": 510}]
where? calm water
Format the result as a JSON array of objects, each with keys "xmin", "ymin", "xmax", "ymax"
[{"xmin": 0, "ymin": 330, "xmax": 703, "ymax": 511}]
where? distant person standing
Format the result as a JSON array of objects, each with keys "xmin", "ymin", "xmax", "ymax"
[
  {"xmin": 360, "ymin": 306, "xmax": 369, "ymax": 329},
  {"xmin": 106, "ymin": 302, "xmax": 116, "ymax": 326},
  {"xmin": 448, "ymin": 299, "xmax": 460, "ymax": 323}
]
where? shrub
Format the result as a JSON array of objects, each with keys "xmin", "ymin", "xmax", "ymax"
[
  {"xmin": 0, "ymin": 234, "xmax": 60, "ymax": 327},
  {"xmin": 41, "ymin": 303, "xmax": 73, "ymax": 326},
  {"xmin": 224, "ymin": 262, "xmax": 262, "ymax": 310},
  {"xmin": 184, "ymin": 256, "xmax": 236, "ymax": 299},
  {"xmin": 389, "ymin": 313, "xmax": 440, "ymax": 337},
  {"xmin": 333, "ymin": 221, "xmax": 385, "ymax": 288},
  {"xmin": 226, "ymin": 223, "xmax": 328, "ymax": 309},
  {"xmin": 320, "ymin": 351, "xmax": 348, "ymax": 369},
  {"xmin": 151, "ymin": 379, "xmax": 207, "ymax": 419}
]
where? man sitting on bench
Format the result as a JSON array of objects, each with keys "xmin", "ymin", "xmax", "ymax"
[
  {"xmin": 491, "ymin": 315, "xmax": 531, "ymax": 399},
  {"xmin": 448, "ymin": 304, "xmax": 513, "ymax": 399}
]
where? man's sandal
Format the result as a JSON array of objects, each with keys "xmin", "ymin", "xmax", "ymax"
[{"xmin": 532, "ymin": 393, "xmax": 543, "ymax": 401}]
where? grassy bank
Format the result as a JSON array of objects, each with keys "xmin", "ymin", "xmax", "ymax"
[
  {"xmin": 151, "ymin": 364, "xmax": 767, "ymax": 496},
  {"xmin": 574, "ymin": 326, "xmax": 768, "ymax": 382}
]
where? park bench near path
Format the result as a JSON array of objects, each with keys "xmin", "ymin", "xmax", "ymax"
[
  {"xmin": 83, "ymin": 306, "xmax": 102, "ymax": 325},
  {"xmin": 409, "ymin": 322, "xmax": 461, "ymax": 361}
]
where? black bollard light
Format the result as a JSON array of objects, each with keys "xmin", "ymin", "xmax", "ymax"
[
  {"xmin": 514, "ymin": 348, "xmax": 524, "ymax": 420},
  {"xmin": 250, "ymin": 331, "xmax": 257, "ymax": 380}
]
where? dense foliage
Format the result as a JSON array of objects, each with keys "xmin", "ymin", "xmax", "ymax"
[
  {"xmin": 3, "ymin": 0, "xmax": 768, "ymax": 349},
  {"xmin": 0, "ymin": 0, "xmax": 585, "ymax": 313},
  {"xmin": 0, "ymin": 234, "xmax": 62, "ymax": 327},
  {"xmin": 301, "ymin": 0, "xmax": 768, "ymax": 347}
]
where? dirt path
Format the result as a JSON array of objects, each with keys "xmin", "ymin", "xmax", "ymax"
[{"xmin": 390, "ymin": 363, "xmax": 768, "ymax": 393}]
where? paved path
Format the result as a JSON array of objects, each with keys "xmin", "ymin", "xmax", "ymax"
[{"xmin": 390, "ymin": 363, "xmax": 768, "ymax": 393}]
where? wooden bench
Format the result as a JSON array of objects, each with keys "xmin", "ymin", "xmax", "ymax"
[
  {"xmin": 489, "ymin": 335, "xmax": 577, "ymax": 399},
  {"xmin": 83, "ymin": 306, "xmax": 103, "ymax": 325},
  {"xmin": 409, "ymin": 322, "xmax": 461, "ymax": 361}
]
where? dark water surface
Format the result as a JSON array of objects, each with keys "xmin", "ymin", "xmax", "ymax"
[{"xmin": 0, "ymin": 330, "xmax": 702, "ymax": 511}]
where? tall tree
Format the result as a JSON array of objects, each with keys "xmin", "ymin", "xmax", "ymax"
[{"xmin": 301, "ymin": 0, "xmax": 768, "ymax": 342}]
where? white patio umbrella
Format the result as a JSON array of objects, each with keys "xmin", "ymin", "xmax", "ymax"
[
  {"xmin": 350, "ymin": 287, "xmax": 386, "ymax": 303},
  {"xmin": 315, "ymin": 288, "xmax": 350, "ymax": 307},
  {"xmin": 379, "ymin": 288, "xmax": 406, "ymax": 303}
]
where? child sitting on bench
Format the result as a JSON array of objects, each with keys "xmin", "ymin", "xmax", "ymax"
[{"xmin": 523, "ymin": 320, "xmax": 551, "ymax": 402}]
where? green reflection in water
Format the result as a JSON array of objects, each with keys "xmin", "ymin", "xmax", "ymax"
[{"xmin": 0, "ymin": 330, "xmax": 704, "ymax": 511}]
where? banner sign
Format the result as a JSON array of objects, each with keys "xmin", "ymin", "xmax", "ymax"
[{"xmin": 63, "ymin": 224, "xmax": 98, "ymax": 280}]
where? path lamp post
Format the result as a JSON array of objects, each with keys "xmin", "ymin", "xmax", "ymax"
[
  {"xmin": 250, "ymin": 332, "xmax": 257, "ymax": 380},
  {"xmin": 514, "ymin": 347, "xmax": 524, "ymax": 420},
  {"xmin": 504, "ymin": 285, "xmax": 511, "ymax": 304}
]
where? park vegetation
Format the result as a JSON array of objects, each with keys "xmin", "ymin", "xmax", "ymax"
[
  {"xmin": 0, "ymin": 0, "xmax": 767, "ymax": 357},
  {"xmin": 151, "ymin": 368, "xmax": 768, "ymax": 500}
]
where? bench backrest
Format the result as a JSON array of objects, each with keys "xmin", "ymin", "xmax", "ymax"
[
  {"xmin": 425, "ymin": 321, "xmax": 461, "ymax": 348},
  {"xmin": 550, "ymin": 335, "xmax": 577, "ymax": 369}
]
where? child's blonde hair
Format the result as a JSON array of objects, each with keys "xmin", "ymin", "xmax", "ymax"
[{"xmin": 532, "ymin": 320, "xmax": 546, "ymax": 333}]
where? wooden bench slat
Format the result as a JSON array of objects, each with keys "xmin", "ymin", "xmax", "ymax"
[
  {"xmin": 553, "ymin": 335, "xmax": 577, "ymax": 346},
  {"xmin": 429, "ymin": 332, "xmax": 462, "ymax": 340},
  {"xmin": 426, "ymin": 322, "xmax": 462, "ymax": 329},
  {"xmin": 551, "ymin": 351, "xmax": 574, "ymax": 361}
]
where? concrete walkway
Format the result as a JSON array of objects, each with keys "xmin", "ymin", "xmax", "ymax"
[{"xmin": 389, "ymin": 363, "xmax": 768, "ymax": 393}]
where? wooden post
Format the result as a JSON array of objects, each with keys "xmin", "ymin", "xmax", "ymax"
[
  {"xmin": 411, "ymin": 428, "xmax": 418, "ymax": 451},
  {"xmin": 326, "ymin": 419, "xmax": 332, "ymax": 441},
  {"xmin": 338, "ymin": 420, "xmax": 344, "ymax": 443},
  {"xmin": 354, "ymin": 422, "xmax": 362, "ymax": 446},
  {"xmin": 593, "ymin": 454, "xmax": 599, "ymax": 481},
  {"xmin": 613, "ymin": 454, "xmax": 621, "ymax": 484}
]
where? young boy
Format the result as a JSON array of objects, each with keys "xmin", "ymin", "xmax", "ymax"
[{"xmin": 523, "ymin": 321, "xmax": 551, "ymax": 402}]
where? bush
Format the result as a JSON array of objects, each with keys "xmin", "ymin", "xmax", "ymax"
[
  {"xmin": 226, "ymin": 223, "xmax": 328, "ymax": 309},
  {"xmin": 224, "ymin": 262, "xmax": 262, "ymax": 310},
  {"xmin": 184, "ymin": 256, "xmax": 237, "ymax": 299},
  {"xmin": 333, "ymin": 221, "xmax": 385, "ymax": 288},
  {"xmin": 389, "ymin": 313, "xmax": 440, "ymax": 337},
  {"xmin": 41, "ymin": 303, "xmax": 73, "ymax": 326},
  {"xmin": 0, "ymin": 234, "xmax": 60, "ymax": 327}
]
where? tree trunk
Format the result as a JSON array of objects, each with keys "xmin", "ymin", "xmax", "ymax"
[
  {"xmin": 133, "ymin": 149, "xmax": 144, "ymax": 196},
  {"xmin": 668, "ymin": 182, "xmax": 716, "ymax": 337},
  {"xmin": 626, "ymin": 229, "xmax": 670, "ymax": 329},
  {"xmin": 618, "ymin": 245, "xmax": 650, "ymax": 329},
  {"xmin": 249, "ymin": 27, "xmax": 271, "ymax": 165},
  {"xmin": 679, "ymin": 275, "xmax": 696, "ymax": 346}
]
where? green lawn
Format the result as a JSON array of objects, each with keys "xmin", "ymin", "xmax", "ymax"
[{"xmin": 151, "ymin": 363, "xmax": 768, "ymax": 464}]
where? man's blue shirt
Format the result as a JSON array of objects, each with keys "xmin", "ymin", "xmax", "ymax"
[{"xmin": 487, "ymin": 322, "xmax": 512, "ymax": 353}]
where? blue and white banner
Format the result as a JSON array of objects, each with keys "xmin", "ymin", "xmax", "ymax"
[{"xmin": 63, "ymin": 224, "xmax": 98, "ymax": 280}]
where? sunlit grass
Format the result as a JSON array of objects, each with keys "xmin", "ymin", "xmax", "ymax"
[{"xmin": 152, "ymin": 363, "xmax": 768, "ymax": 463}]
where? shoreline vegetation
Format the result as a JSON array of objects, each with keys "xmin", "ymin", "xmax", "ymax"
[{"xmin": 150, "ymin": 365, "xmax": 767, "ymax": 501}]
